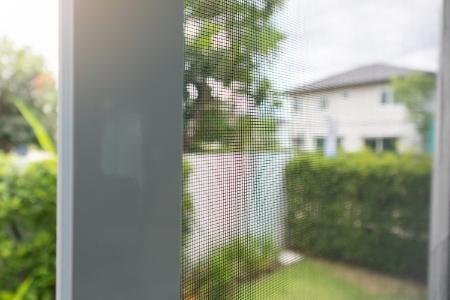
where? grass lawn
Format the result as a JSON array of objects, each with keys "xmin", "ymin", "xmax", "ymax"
[{"xmin": 239, "ymin": 258, "xmax": 426, "ymax": 300}]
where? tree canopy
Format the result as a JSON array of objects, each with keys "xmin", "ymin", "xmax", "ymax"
[
  {"xmin": 391, "ymin": 72, "xmax": 436, "ymax": 151},
  {"xmin": 0, "ymin": 38, "xmax": 56, "ymax": 151},
  {"xmin": 184, "ymin": 0, "xmax": 285, "ymax": 152}
]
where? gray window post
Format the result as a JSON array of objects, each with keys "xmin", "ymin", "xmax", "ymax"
[
  {"xmin": 58, "ymin": 0, "xmax": 184, "ymax": 299},
  {"xmin": 429, "ymin": 0, "xmax": 450, "ymax": 298}
]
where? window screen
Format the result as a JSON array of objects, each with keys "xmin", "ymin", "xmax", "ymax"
[{"xmin": 182, "ymin": 0, "xmax": 437, "ymax": 299}]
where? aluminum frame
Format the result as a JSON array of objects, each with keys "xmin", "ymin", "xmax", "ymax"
[
  {"xmin": 58, "ymin": 0, "xmax": 184, "ymax": 299},
  {"xmin": 428, "ymin": 0, "xmax": 450, "ymax": 298}
]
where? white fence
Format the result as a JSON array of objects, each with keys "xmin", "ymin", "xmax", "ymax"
[{"xmin": 185, "ymin": 152, "xmax": 292, "ymax": 260}]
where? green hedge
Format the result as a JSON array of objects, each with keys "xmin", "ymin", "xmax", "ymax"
[{"xmin": 285, "ymin": 152, "xmax": 431, "ymax": 280}]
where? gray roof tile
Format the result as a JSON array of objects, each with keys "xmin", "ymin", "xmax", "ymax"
[{"xmin": 289, "ymin": 64, "xmax": 434, "ymax": 94}]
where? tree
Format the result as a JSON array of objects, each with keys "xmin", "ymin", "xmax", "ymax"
[
  {"xmin": 0, "ymin": 38, "xmax": 56, "ymax": 152},
  {"xmin": 184, "ymin": 0, "xmax": 285, "ymax": 152},
  {"xmin": 391, "ymin": 73, "xmax": 436, "ymax": 151}
]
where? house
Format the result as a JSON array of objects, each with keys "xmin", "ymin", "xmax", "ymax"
[{"xmin": 285, "ymin": 64, "xmax": 435, "ymax": 153}]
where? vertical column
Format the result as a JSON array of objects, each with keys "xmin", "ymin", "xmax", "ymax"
[
  {"xmin": 58, "ymin": 0, "xmax": 184, "ymax": 299},
  {"xmin": 429, "ymin": 0, "xmax": 450, "ymax": 298}
]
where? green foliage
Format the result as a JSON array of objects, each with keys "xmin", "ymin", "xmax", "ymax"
[
  {"xmin": 0, "ymin": 158, "xmax": 191, "ymax": 299},
  {"xmin": 0, "ymin": 157, "xmax": 56, "ymax": 298},
  {"xmin": 14, "ymin": 101, "xmax": 55, "ymax": 155},
  {"xmin": 195, "ymin": 101, "xmax": 233, "ymax": 146},
  {"xmin": 0, "ymin": 106, "xmax": 55, "ymax": 297},
  {"xmin": 0, "ymin": 277, "xmax": 34, "ymax": 300},
  {"xmin": 193, "ymin": 105, "xmax": 279, "ymax": 152},
  {"xmin": 184, "ymin": 0, "xmax": 284, "ymax": 87},
  {"xmin": 185, "ymin": 236, "xmax": 279, "ymax": 300},
  {"xmin": 183, "ymin": 160, "xmax": 193, "ymax": 248},
  {"xmin": 285, "ymin": 152, "xmax": 431, "ymax": 280},
  {"xmin": 252, "ymin": 118, "xmax": 279, "ymax": 151},
  {"xmin": 239, "ymin": 258, "xmax": 426, "ymax": 300},
  {"xmin": 391, "ymin": 73, "xmax": 436, "ymax": 149},
  {"xmin": 184, "ymin": 0, "xmax": 285, "ymax": 152},
  {"xmin": 0, "ymin": 38, "xmax": 56, "ymax": 151}
]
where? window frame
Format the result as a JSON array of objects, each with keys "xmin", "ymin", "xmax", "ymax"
[
  {"xmin": 58, "ymin": 0, "xmax": 184, "ymax": 299},
  {"xmin": 57, "ymin": 0, "xmax": 450, "ymax": 298},
  {"xmin": 380, "ymin": 88, "xmax": 394, "ymax": 105},
  {"xmin": 364, "ymin": 137, "xmax": 398, "ymax": 153},
  {"xmin": 319, "ymin": 96, "xmax": 329, "ymax": 110},
  {"xmin": 428, "ymin": 0, "xmax": 450, "ymax": 297}
]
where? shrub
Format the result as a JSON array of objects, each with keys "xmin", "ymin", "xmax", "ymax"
[
  {"xmin": 184, "ymin": 236, "xmax": 279, "ymax": 300},
  {"xmin": 0, "ymin": 157, "xmax": 193, "ymax": 298},
  {"xmin": 0, "ymin": 157, "xmax": 56, "ymax": 299},
  {"xmin": 285, "ymin": 151, "xmax": 431, "ymax": 280}
]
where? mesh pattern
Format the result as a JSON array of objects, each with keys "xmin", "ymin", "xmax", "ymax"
[
  {"xmin": 182, "ymin": 1, "xmax": 433, "ymax": 299},
  {"xmin": 182, "ymin": 1, "xmax": 290, "ymax": 299}
]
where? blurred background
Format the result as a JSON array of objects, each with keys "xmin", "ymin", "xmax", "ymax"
[
  {"xmin": 0, "ymin": 1, "xmax": 57, "ymax": 299},
  {"xmin": 0, "ymin": 0, "xmax": 443, "ymax": 299},
  {"xmin": 182, "ymin": 0, "xmax": 440, "ymax": 299}
]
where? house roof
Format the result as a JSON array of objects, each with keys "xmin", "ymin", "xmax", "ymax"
[{"xmin": 289, "ymin": 64, "xmax": 435, "ymax": 95}]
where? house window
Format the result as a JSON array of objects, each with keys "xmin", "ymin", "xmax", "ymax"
[
  {"xmin": 381, "ymin": 89, "xmax": 394, "ymax": 105},
  {"xmin": 319, "ymin": 96, "xmax": 328, "ymax": 110},
  {"xmin": 314, "ymin": 136, "xmax": 342, "ymax": 152},
  {"xmin": 365, "ymin": 137, "xmax": 398, "ymax": 153},
  {"xmin": 292, "ymin": 136, "xmax": 305, "ymax": 148},
  {"xmin": 383, "ymin": 137, "xmax": 397, "ymax": 152},
  {"xmin": 293, "ymin": 98, "xmax": 303, "ymax": 112},
  {"xmin": 365, "ymin": 138, "xmax": 378, "ymax": 152},
  {"xmin": 337, "ymin": 137, "xmax": 344, "ymax": 148},
  {"xmin": 315, "ymin": 137, "xmax": 326, "ymax": 151}
]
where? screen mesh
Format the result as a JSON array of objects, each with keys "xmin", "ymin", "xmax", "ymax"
[{"xmin": 182, "ymin": 0, "xmax": 437, "ymax": 299}]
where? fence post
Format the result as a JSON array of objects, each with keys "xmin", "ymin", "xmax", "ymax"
[{"xmin": 428, "ymin": 0, "xmax": 450, "ymax": 298}]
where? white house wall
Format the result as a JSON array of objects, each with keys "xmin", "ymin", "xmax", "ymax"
[{"xmin": 286, "ymin": 83, "xmax": 422, "ymax": 153}]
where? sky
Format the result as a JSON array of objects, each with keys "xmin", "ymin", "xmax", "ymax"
[
  {"xmin": 0, "ymin": 0, "xmax": 58, "ymax": 74},
  {"xmin": 0, "ymin": 0, "xmax": 442, "ymax": 88},
  {"xmin": 275, "ymin": 0, "xmax": 443, "ymax": 88}
]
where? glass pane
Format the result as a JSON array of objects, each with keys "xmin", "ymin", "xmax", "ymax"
[
  {"xmin": 383, "ymin": 137, "xmax": 398, "ymax": 152},
  {"xmin": 365, "ymin": 138, "xmax": 378, "ymax": 152}
]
